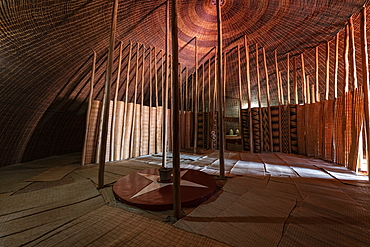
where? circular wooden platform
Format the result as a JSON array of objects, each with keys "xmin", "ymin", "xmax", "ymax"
[{"xmin": 113, "ymin": 168, "xmax": 217, "ymax": 211}]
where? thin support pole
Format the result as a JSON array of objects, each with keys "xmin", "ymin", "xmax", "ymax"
[
  {"xmin": 256, "ymin": 44, "xmax": 263, "ymax": 151},
  {"xmin": 349, "ymin": 16, "xmax": 358, "ymax": 89},
  {"xmin": 301, "ymin": 53, "xmax": 307, "ymax": 104},
  {"xmin": 325, "ymin": 41, "xmax": 330, "ymax": 100},
  {"xmin": 293, "ymin": 56, "xmax": 298, "ymax": 104},
  {"xmin": 244, "ymin": 37, "xmax": 254, "ymax": 153},
  {"xmin": 82, "ymin": 51, "xmax": 96, "ymax": 166},
  {"xmin": 193, "ymin": 37, "xmax": 198, "ymax": 154},
  {"xmin": 216, "ymin": 0, "xmax": 225, "ymax": 178},
  {"xmin": 287, "ymin": 53, "xmax": 291, "ymax": 105},
  {"xmin": 315, "ymin": 47, "xmax": 320, "ymax": 102},
  {"xmin": 121, "ymin": 42, "xmax": 132, "ymax": 159},
  {"xmin": 334, "ymin": 33, "xmax": 339, "ymax": 98},
  {"xmin": 98, "ymin": 0, "xmax": 119, "ymax": 189},
  {"xmin": 263, "ymin": 47, "xmax": 273, "ymax": 151},
  {"xmin": 111, "ymin": 41, "xmax": 123, "ymax": 161},
  {"xmin": 237, "ymin": 45, "xmax": 245, "ymax": 149},
  {"xmin": 360, "ymin": 7, "xmax": 370, "ymax": 180},
  {"xmin": 171, "ymin": 0, "xmax": 182, "ymax": 219},
  {"xmin": 162, "ymin": 0, "xmax": 170, "ymax": 167}
]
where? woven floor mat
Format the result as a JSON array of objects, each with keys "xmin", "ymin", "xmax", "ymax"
[
  {"xmin": 265, "ymin": 177, "xmax": 303, "ymax": 201},
  {"xmin": 278, "ymin": 194, "xmax": 370, "ymax": 247},
  {"xmin": 230, "ymin": 160, "xmax": 266, "ymax": 177},
  {"xmin": 73, "ymin": 165, "xmax": 123, "ymax": 185},
  {"xmin": 0, "ymin": 180, "xmax": 105, "ymax": 247},
  {"xmin": 26, "ymin": 205, "xmax": 228, "ymax": 247},
  {"xmin": 26, "ymin": 164, "xmax": 79, "ymax": 182},
  {"xmin": 190, "ymin": 156, "xmax": 218, "ymax": 167},
  {"xmin": 258, "ymin": 153, "xmax": 298, "ymax": 177},
  {"xmin": 291, "ymin": 177, "xmax": 351, "ymax": 199},
  {"xmin": 0, "ymin": 168, "xmax": 48, "ymax": 194},
  {"xmin": 192, "ymin": 188, "xmax": 296, "ymax": 247},
  {"xmin": 130, "ymin": 155, "xmax": 164, "ymax": 165},
  {"xmin": 223, "ymin": 176, "xmax": 269, "ymax": 195},
  {"xmin": 332, "ymin": 180, "xmax": 370, "ymax": 212},
  {"xmin": 208, "ymin": 158, "xmax": 238, "ymax": 172},
  {"xmin": 207, "ymin": 151, "xmax": 240, "ymax": 160},
  {"xmin": 239, "ymin": 153, "xmax": 264, "ymax": 162}
]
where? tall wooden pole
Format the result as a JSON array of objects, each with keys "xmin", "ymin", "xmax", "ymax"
[
  {"xmin": 360, "ymin": 6, "xmax": 370, "ymax": 181},
  {"xmin": 140, "ymin": 45, "xmax": 145, "ymax": 156},
  {"xmin": 98, "ymin": 0, "xmax": 119, "ymax": 189},
  {"xmin": 287, "ymin": 53, "xmax": 291, "ymax": 105},
  {"xmin": 148, "ymin": 47, "xmax": 152, "ymax": 153},
  {"xmin": 256, "ymin": 44, "xmax": 263, "ymax": 151},
  {"xmin": 325, "ymin": 41, "xmax": 330, "ymax": 100},
  {"xmin": 244, "ymin": 37, "xmax": 254, "ymax": 153},
  {"xmin": 121, "ymin": 42, "xmax": 132, "ymax": 159},
  {"xmin": 111, "ymin": 41, "xmax": 123, "ymax": 161},
  {"xmin": 301, "ymin": 53, "xmax": 307, "ymax": 104},
  {"xmin": 82, "ymin": 51, "xmax": 96, "ymax": 166},
  {"xmin": 315, "ymin": 47, "xmax": 320, "ymax": 102},
  {"xmin": 216, "ymin": 0, "xmax": 225, "ymax": 178},
  {"xmin": 208, "ymin": 59, "xmax": 211, "ymax": 112},
  {"xmin": 170, "ymin": 0, "xmax": 182, "ymax": 219},
  {"xmin": 275, "ymin": 50, "xmax": 282, "ymax": 152},
  {"xmin": 293, "ymin": 56, "xmax": 298, "ymax": 104},
  {"xmin": 193, "ymin": 37, "xmax": 198, "ymax": 154},
  {"xmin": 334, "ymin": 33, "xmax": 339, "ymax": 98},
  {"xmin": 237, "ymin": 45, "xmax": 245, "ymax": 149},
  {"xmin": 349, "ymin": 16, "xmax": 358, "ymax": 89},
  {"xmin": 263, "ymin": 47, "xmax": 273, "ymax": 151},
  {"xmin": 130, "ymin": 44, "xmax": 140, "ymax": 158},
  {"xmin": 162, "ymin": 0, "xmax": 170, "ymax": 167}
]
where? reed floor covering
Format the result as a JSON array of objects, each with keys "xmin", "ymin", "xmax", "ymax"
[{"xmin": 0, "ymin": 151, "xmax": 369, "ymax": 246}]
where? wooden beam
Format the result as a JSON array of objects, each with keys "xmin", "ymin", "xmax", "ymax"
[
  {"xmin": 263, "ymin": 47, "xmax": 273, "ymax": 151},
  {"xmin": 334, "ymin": 33, "xmax": 339, "ymax": 98},
  {"xmin": 111, "ymin": 41, "xmax": 123, "ymax": 161},
  {"xmin": 349, "ymin": 16, "xmax": 358, "ymax": 89},
  {"xmin": 293, "ymin": 56, "xmax": 298, "ymax": 104},
  {"xmin": 171, "ymin": 0, "xmax": 182, "ymax": 219},
  {"xmin": 237, "ymin": 45, "xmax": 245, "ymax": 150},
  {"xmin": 311, "ymin": 84, "xmax": 315, "ymax": 103},
  {"xmin": 193, "ymin": 37, "xmax": 198, "ymax": 154},
  {"xmin": 360, "ymin": 6, "xmax": 370, "ymax": 180},
  {"xmin": 287, "ymin": 53, "xmax": 291, "ymax": 105},
  {"xmin": 325, "ymin": 41, "xmax": 330, "ymax": 100},
  {"xmin": 216, "ymin": 0, "xmax": 225, "ymax": 178},
  {"xmin": 208, "ymin": 59, "xmax": 211, "ymax": 112},
  {"xmin": 306, "ymin": 75, "xmax": 311, "ymax": 104},
  {"xmin": 274, "ymin": 50, "xmax": 282, "ymax": 152},
  {"xmin": 130, "ymin": 44, "xmax": 140, "ymax": 158},
  {"xmin": 82, "ymin": 51, "xmax": 97, "ymax": 166},
  {"xmin": 121, "ymin": 42, "xmax": 132, "ymax": 159},
  {"xmin": 344, "ymin": 25, "xmax": 350, "ymax": 93},
  {"xmin": 301, "ymin": 53, "xmax": 307, "ymax": 104},
  {"xmin": 162, "ymin": 0, "xmax": 170, "ymax": 167},
  {"xmin": 140, "ymin": 45, "xmax": 145, "ymax": 156},
  {"xmin": 315, "ymin": 47, "xmax": 320, "ymax": 102},
  {"xmin": 149, "ymin": 47, "xmax": 152, "ymax": 153},
  {"xmin": 98, "ymin": 0, "xmax": 119, "ymax": 189},
  {"xmin": 256, "ymin": 44, "xmax": 263, "ymax": 151},
  {"xmin": 244, "ymin": 37, "xmax": 254, "ymax": 153}
]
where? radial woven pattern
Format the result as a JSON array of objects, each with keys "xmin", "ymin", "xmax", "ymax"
[{"xmin": 0, "ymin": 0, "xmax": 369, "ymax": 166}]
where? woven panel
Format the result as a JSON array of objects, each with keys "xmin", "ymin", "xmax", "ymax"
[
  {"xmin": 333, "ymin": 97, "xmax": 344, "ymax": 165},
  {"xmin": 156, "ymin": 106, "xmax": 163, "ymax": 153},
  {"xmin": 271, "ymin": 106, "xmax": 280, "ymax": 152},
  {"xmin": 197, "ymin": 112, "xmax": 204, "ymax": 148},
  {"xmin": 185, "ymin": 111, "xmax": 192, "ymax": 149},
  {"xmin": 149, "ymin": 107, "xmax": 157, "ymax": 154},
  {"xmin": 290, "ymin": 104, "xmax": 298, "ymax": 154},
  {"xmin": 251, "ymin": 108, "xmax": 261, "ymax": 153},
  {"xmin": 123, "ymin": 103, "xmax": 134, "ymax": 159},
  {"xmin": 132, "ymin": 104, "xmax": 141, "ymax": 158},
  {"xmin": 241, "ymin": 109, "xmax": 250, "ymax": 151},
  {"xmin": 297, "ymin": 105, "xmax": 305, "ymax": 155},
  {"xmin": 85, "ymin": 100, "xmax": 102, "ymax": 164},
  {"xmin": 305, "ymin": 104, "xmax": 315, "ymax": 157},
  {"xmin": 261, "ymin": 107, "xmax": 271, "ymax": 152},
  {"xmin": 281, "ymin": 105, "xmax": 290, "ymax": 153},
  {"xmin": 141, "ymin": 105, "xmax": 150, "ymax": 155},
  {"xmin": 323, "ymin": 100, "xmax": 335, "ymax": 162},
  {"xmin": 113, "ymin": 101, "xmax": 124, "ymax": 161}
]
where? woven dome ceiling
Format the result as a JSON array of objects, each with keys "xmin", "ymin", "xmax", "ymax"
[{"xmin": 0, "ymin": 0, "xmax": 368, "ymax": 166}]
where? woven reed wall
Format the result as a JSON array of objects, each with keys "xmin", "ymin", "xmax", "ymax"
[{"xmin": 0, "ymin": 0, "xmax": 369, "ymax": 166}]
